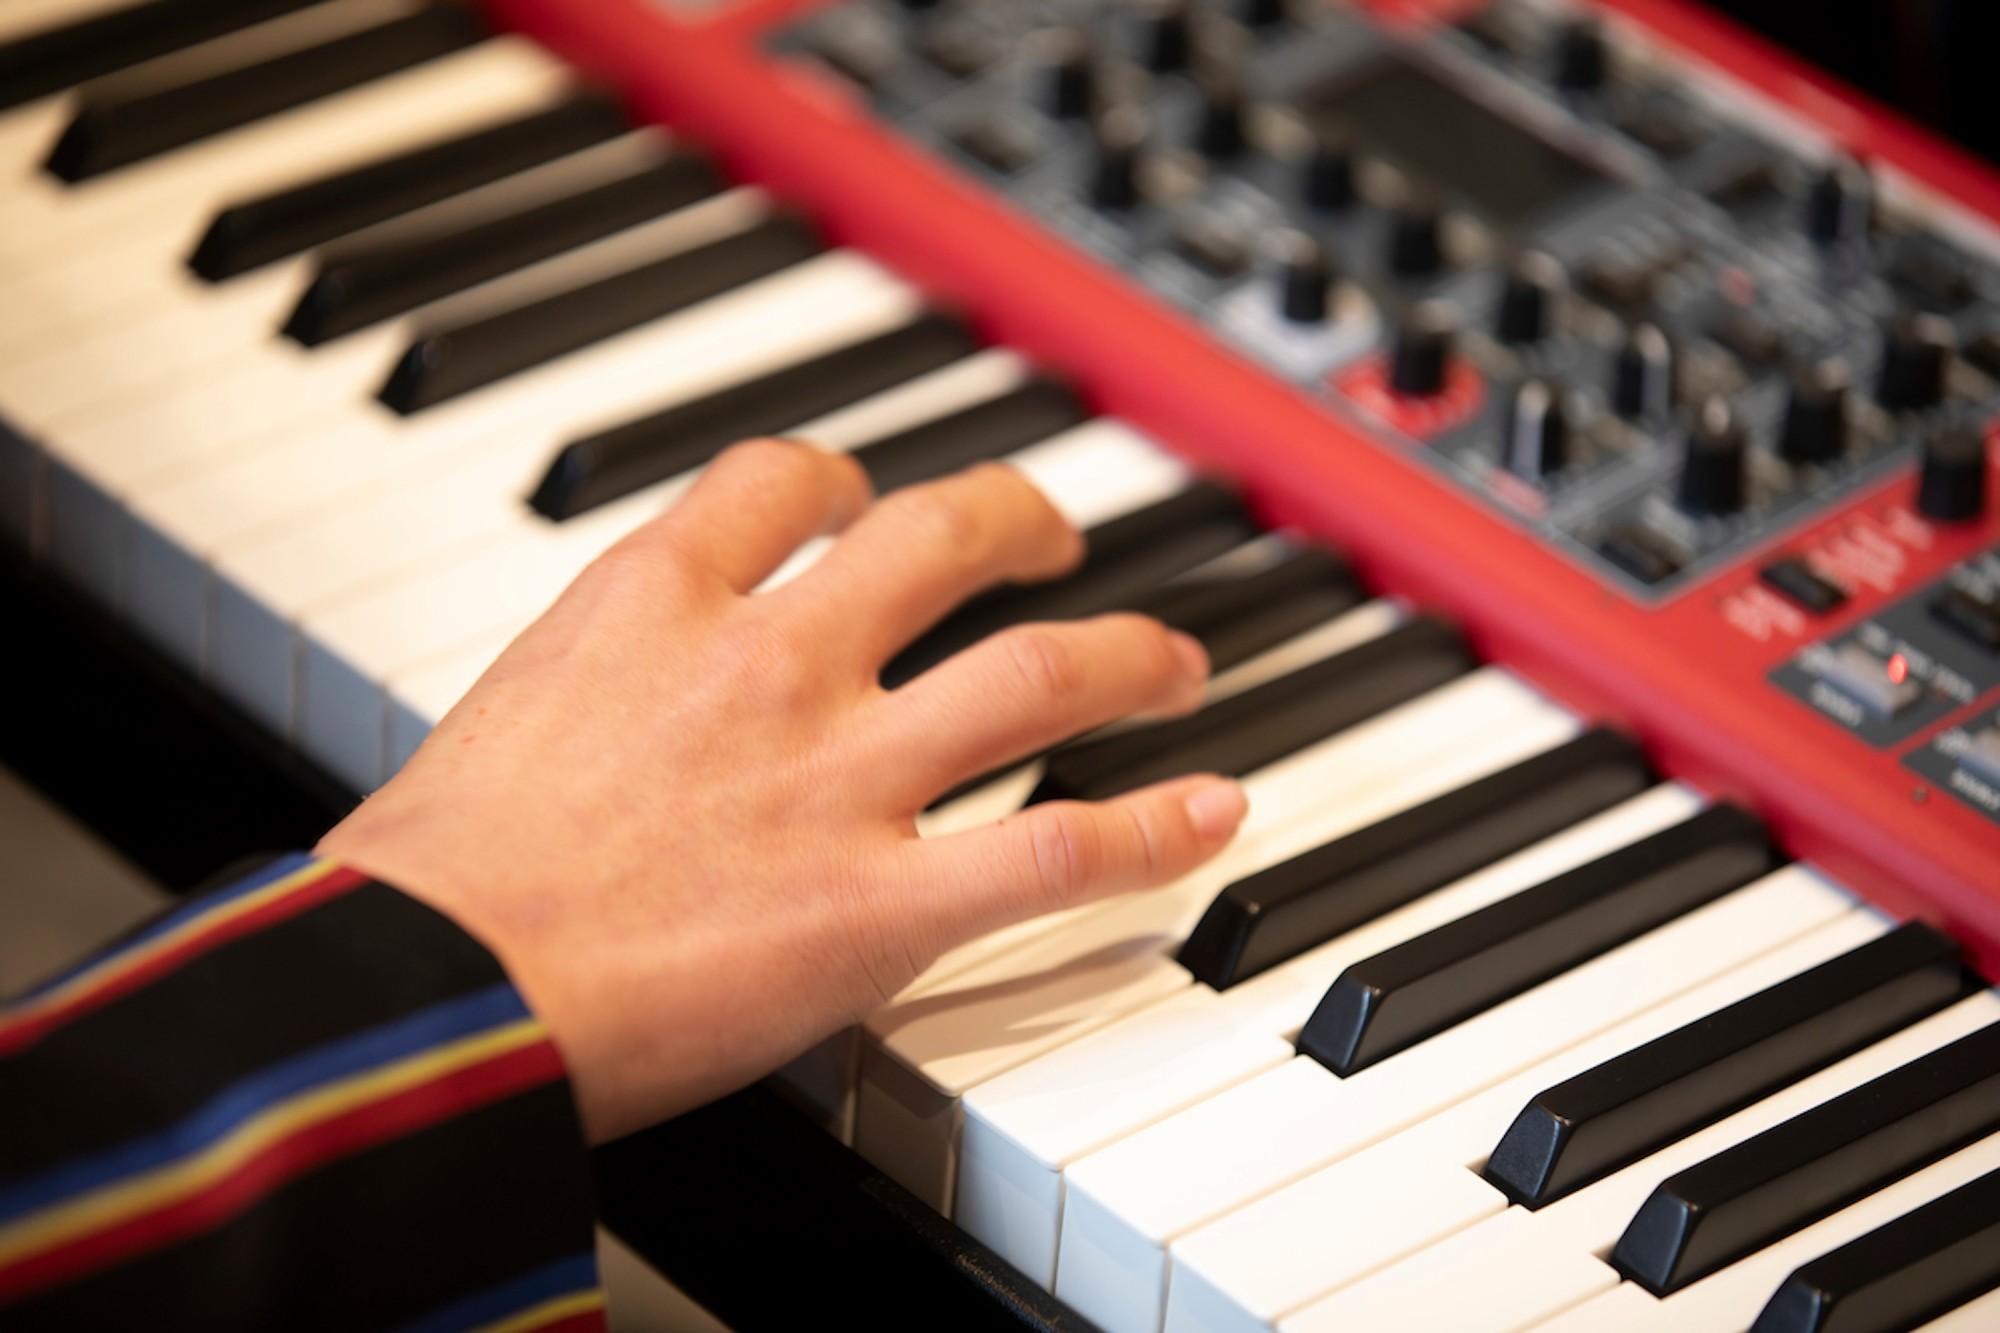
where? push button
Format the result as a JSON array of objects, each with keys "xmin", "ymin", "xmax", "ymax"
[
  {"xmin": 1819, "ymin": 644, "xmax": 1922, "ymax": 720},
  {"xmin": 1758, "ymin": 558, "xmax": 1847, "ymax": 615}
]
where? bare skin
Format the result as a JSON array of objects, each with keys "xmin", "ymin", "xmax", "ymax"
[{"xmin": 319, "ymin": 440, "xmax": 1249, "ymax": 1143}]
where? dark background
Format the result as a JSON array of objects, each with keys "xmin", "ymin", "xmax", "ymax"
[{"xmin": 1721, "ymin": 0, "xmax": 2000, "ymax": 166}]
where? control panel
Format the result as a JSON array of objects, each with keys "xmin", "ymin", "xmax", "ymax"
[{"xmin": 772, "ymin": 0, "xmax": 2000, "ymax": 600}]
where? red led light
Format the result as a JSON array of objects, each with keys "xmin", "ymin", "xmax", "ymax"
[{"xmin": 1887, "ymin": 653, "xmax": 1910, "ymax": 685}]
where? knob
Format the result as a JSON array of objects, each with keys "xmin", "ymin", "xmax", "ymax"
[
  {"xmin": 1140, "ymin": 1, "xmax": 1193, "ymax": 74},
  {"xmin": 1917, "ymin": 426, "xmax": 1990, "ymax": 522},
  {"xmin": 1551, "ymin": 21, "xmax": 1608, "ymax": 93},
  {"xmin": 1193, "ymin": 75, "xmax": 1247, "ymax": 159},
  {"xmin": 1778, "ymin": 361, "xmax": 1849, "ymax": 464},
  {"xmin": 1045, "ymin": 31, "xmax": 1096, "ymax": 120},
  {"xmin": 1276, "ymin": 231, "xmax": 1335, "ymax": 325},
  {"xmin": 1233, "ymin": 0, "xmax": 1287, "ymax": 29},
  {"xmin": 1301, "ymin": 134, "xmax": 1356, "ymax": 213},
  {"xmin": 1505, "ymin": 379, "xmax": 1570, "ymax": 478},
  {"xmin": 1496, "ymin": 251, "xmax": 1562, "ymax": 344},
  {"xmin": 1089, "ymin": 108, "xmax": 1146, "ymax": 210},
  {"xmin": 1390, "ymin": 302, "xmax": 1456, "ymax": 398},
  {"xmin": 1877, "ymin": 313, "xmax": 1951, "ymax": 411},
  {"xmin": 1388, "ymin": 196, "xmax": 1445, "ymax": 279},
  {"xmin": 1612, "ymin": 323, "xmax": 1675, "ymax": 420},
  {"xmin": 1805, "ymin": 157, "xmax": 1873, "ymax": 247},
  {"xmin": 1679, "ymin": 396, "xmax": 1748, "ymax": 514}
]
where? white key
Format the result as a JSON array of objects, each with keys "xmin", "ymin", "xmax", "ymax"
[
  {"xmin": 0, "ymin": 37, "xmax": 575, "ymax": 369},
  {"xmin": 1531, "ymin": 1108, "xmax": 2000, "ymax": 1333},
  {"xmin": 1162, "ymin": 900, "xmax": 1887, "ymax": 1333},
  {"xmin": 955, "ymin": 786, "xmax": 1702, "ymax": 1290},
  {"xmin": 0, "ymin": 0, "xmax": 142, "ymax": 43},
  {"xmin": 186, "ymin": 251, "xmax": 908, "ymax": 729},
  {"xmin": 1280, "ymin": 1210, "xmax": 1618, "ymax": 1333},
  {"xmin": 1054, "ymin": 865, "xmax": 1855, "ymax": 1333},
  {"xmin": 853, "ymin": 672, "xmax": 1574, "ymax": 1213}
]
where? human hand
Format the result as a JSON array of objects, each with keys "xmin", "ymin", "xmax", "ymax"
[{"xmin": 317, "ymin": 440, "xmax": 1248, "ymax": 1142}]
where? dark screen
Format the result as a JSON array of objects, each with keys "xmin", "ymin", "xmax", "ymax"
[{"xmin": 1305, "ymin": 57, "xmax": 1604, "ymax": 226}]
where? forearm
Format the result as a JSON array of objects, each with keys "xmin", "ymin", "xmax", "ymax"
[{"xmin": 0, "ymin": 855, "xmax": 601, "ymax": 1332}]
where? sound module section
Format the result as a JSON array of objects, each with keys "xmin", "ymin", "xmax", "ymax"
[{"xmin": 772, "ymin": 0, "xmax": 2000, "ymax": 602}]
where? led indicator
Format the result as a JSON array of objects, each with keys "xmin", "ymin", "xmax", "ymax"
[{"xmin": 1887, "ymin": 653, "xmax": 1910, "ymax": 685}]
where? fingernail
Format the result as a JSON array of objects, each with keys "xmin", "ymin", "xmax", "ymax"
[
  {"xmin": 1184, "ymin": 778, "xmax": 1248, "ymax": 842},
  {"xmin": 1171, "ymin": 631, "xmax": 1211, "ymax": 681}
]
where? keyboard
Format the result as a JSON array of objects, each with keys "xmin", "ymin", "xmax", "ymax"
[{"xmin": 4, "ymin": 1, "xmax": 2000, "ymax": 1330}]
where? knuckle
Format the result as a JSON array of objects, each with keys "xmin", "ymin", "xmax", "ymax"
[
  {"xmin": 887, "ymin": 483, "xmax": 986, "ymax": 554},
  {"xmin": 1124, "ymin": 800, "xmax": 1174, "ymax": 879},
  {"xmin": 1113, "ymin": 613, "xmax": 1189, "ymax": 688},
  {"xmin": 1025, "ymin": 807, "xmax": 1098, "ymax": 906},
  {"xmin": 1000, "ymin": 625, "xmax": 1087, "ymax": 704}
]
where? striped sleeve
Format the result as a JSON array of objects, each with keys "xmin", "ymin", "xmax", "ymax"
[{"xmin": 0, "ymin": 855, "xmax": 604, "ymax": 1333}]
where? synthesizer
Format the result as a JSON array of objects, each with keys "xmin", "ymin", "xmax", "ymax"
[{"xmin": 3, "ymin": 0, "xmax": 2000, "ymax": 1329}]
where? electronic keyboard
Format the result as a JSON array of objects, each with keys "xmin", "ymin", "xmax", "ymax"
[{"xmin": 4, "ymin": 1, "xmax": 2000, "ymax": 1329}]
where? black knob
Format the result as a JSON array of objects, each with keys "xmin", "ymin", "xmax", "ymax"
[
  {"xmin": 1045, "ymin": 31, "xmax": 1096, "ymax": 120},
  {"xmin": 1612, "ymin": 323, "xmax": 1675, "ymax": 419},
  {"xmin": 1679, "ymin": 396, "xmax": 1748, "ymax": 514},
  {"xmin": 1778, "ymin": 361, "xmax": 1849, "ymax": 464},
  {"xmin": 1505, "ymin": 379, "xmax": 1570, "ymax": 477},
  {"xmin": 1391, "ymin": 302, "xmax": 1456, "ymax": 397},
  {"xmin": 1277, "ymin": 232, "xmax": 1335, "ymax": 325},
  {"xmin": 896, "ymin": 0, "xmax": 944, "ymax": 9},
  {"xmin": 1496, "ymin": 251, "xmax": 1562, "ymax": 344},
  {"xmin": 1140, "ymin": 1, "xmax": 1193, "ymax": 74},
  {"xmin": 1877, "ymin": 313, "xmax": 1951, "ymax": 411},
  {"xmin": 1233, "ymin": 0, "xmax": 1287, "ymax": 29},
  {"xmin": 1805, "ymin": 157, "xmax": 1873, "ymax": 247},
  {"xmin": 1301, "ymin": 134, "xmax": 1356, "ymax": 213},
  {"xmin": 1388, "ymin": 196, "xmax": 1445, "ymax": 279},
  {"xmin": 1917, "ymin": 426, "xmax": 1990, "ymax": 522},
  {"xmin": 1089, "ymin": 109, "xmax": 1146, "ymax": 210},
  {"xmin": 1552, "ymin": 21, "xmax": 1608, "ymax": 93},
  {"xmin": 1194, "ymin": 75, "xmax": 1247, "ymax": 159}
]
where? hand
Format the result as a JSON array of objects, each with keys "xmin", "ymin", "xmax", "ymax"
[{"xmin": 318, "ymin": 440, "xmax": 1248, "ymax": 1143}]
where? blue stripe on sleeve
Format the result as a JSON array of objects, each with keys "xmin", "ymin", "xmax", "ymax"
[{"xmin": 395, "ymin": 1252, "xmax": 600, "ymax": 1333}]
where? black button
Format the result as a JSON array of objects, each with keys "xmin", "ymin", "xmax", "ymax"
[
  {"xmin": 1600, "ymin": 526, "xmax": 1682, "ymax": 585},
  {"xmin": 1759, "ymin": 558, "xmax": 1848, "ymax": 615},
  {"xmin": 1932, "ymin": 583, "xmax": 2000, "ymax": 651},
  {"xmin": 1963, "ymin": 330, "xmax": 2000, "ymax": 383}
]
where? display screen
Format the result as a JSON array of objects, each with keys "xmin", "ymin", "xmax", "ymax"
[{"xmin": 1304, "ymin": 57, "xmax": 1605, "ymax": 226}]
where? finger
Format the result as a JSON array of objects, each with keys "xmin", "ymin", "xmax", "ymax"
[
  {"xmin": 866, "ymin": 613, "xmax": 1209, "ymax": 809},
  {"xmin": 777, "ymin": 462, "xmax": 1082, "ymax": 667},
  {"xmin": 910, "ymin": 775, "xmax": 1249, "ymax": 943},
  {"xmin": 618, "ymin": 439, "xmax": 872, "ymax": 593}
]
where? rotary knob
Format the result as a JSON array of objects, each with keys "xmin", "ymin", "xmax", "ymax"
[
  {"xmin": 1387, "ymin": 195, "xmax": 1445, "ymax": 279},
  {"xmin": 1233, "ymin": 0, "xmax": 1287, "ymax": 29},
  {"xmin": 1778, "ymin": 361, "xmax": 1849, "ymax": 464},
  {"xmin": 1301, "ymin": 134, "xmax": 1356, "ymax": 213},
  {"xmin": 1496, "ymin": 251, "xmax": 1563, "ymax": 344},
  {"xmin": 1505, "ymin": 379, "xmax": 1570, "ymax": 478},
  {"xmin": 1805, "ymin": 157, "xmax": 1873, "ymax": 247},
  {"xmin": 1679, "ymin": 396, "xmax": 1748, "ymax": 514},
  {"xmin": 1552, "ymin": 21, "xmax": 1609, "ymax": 93},
  {"xmin": 1877, "ymin": 313, "xmax": 1952, "ymax": 411},
  {"xmin": 1917, "ymin": 426, "xmax": 1990, "ymax": 523},
  {"xmin": 1044, "ymin": 31, "xmax": 1097, "ymax": 121},
  {"xmin": 1612, "ymin": 323, "xmax": 1675, "ymax": 420},
  {"xmin": 1089, "ymin": 108, "xmax": 1146, "ymax": 210},
  {"xmin": 1276, "ymin": 231, "xmax": 1336, "ymax": 325},
  {"xmin": 1193, "ymin": 74, "xmax": 1247, "ymax": 159},
  {"xmin": 1140, "ymin": 0, "xmax": 1193, "ymax": 74},
  {"xmin": 1390, "ymin": 301, "xmax": 1456, "ymax": 398}
]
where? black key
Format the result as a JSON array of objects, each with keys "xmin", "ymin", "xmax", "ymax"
[
  {"xmin": 285, "ymin": 154, "xmax": 723, "ymax": 347},
  {"xmin": 1298, "ymin": 805, "xmax": 1779, "ymax": 1077},
  {"xmin": 1488, "ymin": 923, "xmax": 1975, "ymax": 1209},
  {"xmin": 379, "ymin": 215, "xmax": 823, "ymax": 415},
  {"xmin": 1030, "ymin": 617, "xmax": 1476, "ymax": 805},
  {"xmin": 532, "ymin": 314, "xmax": 984, "ymax": 522},
  {"xmin": 923, "ymin": 540, "xmax": 1357, "ymax": 812},
  {"xmin": 1752, "ymin": 1165, "xmax": 2000, "ymax": 1333},
  {"xmin": 1612, "ymin": 1020, "xmax": 2000, "ymax": 1297},
  {"xmin": 0, "ymin": 0, "xmax": 327, "ymax": 115},
  {"xmin": 851, "ymin": 380, "xmax": 1088, "ymax": 495},
  {"xmin": 190, "ymin": 91, "xmax": 632, "ymax": 281},
  {"xmin": 885, "ymin": 483, "xmax": 1258, "ymax": 691},
  {"xmin": 45, "ymin": 6, "xmax": 489, "ymax": 182},
  {"xmin": 1131, "ymin": 546, "xmax": 1362, "ymax": 673},
  {"xmin": 1180, "ymin": 729, "xmax": 1654, "ymax": 991}
]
